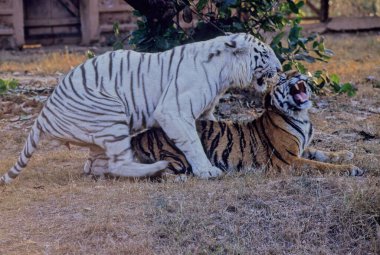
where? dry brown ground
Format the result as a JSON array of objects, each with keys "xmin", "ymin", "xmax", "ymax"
[{"xmin": 0, "ymin": 33, "xmax": 379, "ymax": 254}]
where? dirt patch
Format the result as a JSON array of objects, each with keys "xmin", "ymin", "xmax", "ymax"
[{"xmin": 0, "ymin": 33, "xmax": 379, "ymax": 254}]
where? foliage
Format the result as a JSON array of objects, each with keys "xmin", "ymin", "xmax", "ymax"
[
  {"xmin": 0, "ymin": 78, "xmax": 18, "ymax": 94},
  {"xmin": 312, "ymin": 71, "xmax": 357, "ymax": 96},
  {"xmin": 86, "ymin": 50, "xmax": 96, "ymax": 59},
  {"xmin": 112, "ymin": 22, "xmax": 129, "ymax": 51},
  {"xmin": 121, "ymin": 0, "xmax": 355, "ymax": 96},
  {"xmin": 128, "ymin": 11, "xmax": 187, "ymax": 52}
]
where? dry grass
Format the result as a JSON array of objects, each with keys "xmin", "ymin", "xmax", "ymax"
[
  {"xmin": 306, "ymin": 33, "xmax": 380, "ymax": 82},
  {"xmin": 0, "ymin": 49, "xmax": 86, "ymax": 75},
  {"xmin": 0, "ymin": 33, "xmax": 379, "ymax": 254}
]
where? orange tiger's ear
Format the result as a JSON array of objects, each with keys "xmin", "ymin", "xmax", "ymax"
[
  {"xmin": 284, "ymin": 70, "xmax": 298, "ymax": 78},
  {"xmin": 278, "ymin": 73, "xmax": 287, "ymax": 83}
]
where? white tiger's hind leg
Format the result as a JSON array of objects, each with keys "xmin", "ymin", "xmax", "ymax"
[
  {"xmin": 83, "ymin": 146, "xmax": 109, "ymax": 176},
  {"xmin": 104, "ymin": 137, "xmax": 168, "ymax": 177}
]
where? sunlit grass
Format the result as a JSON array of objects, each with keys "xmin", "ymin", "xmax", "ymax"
[
  {"xmin": 0, "ymin": 51, "xmax": 86, "ymax": 75},
  {"xmin": 306, "ymin": 34, "xmax": 380, "ymax": 82}
]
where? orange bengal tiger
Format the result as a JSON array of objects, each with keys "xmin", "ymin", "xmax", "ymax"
[{"xmin": 131, "ymin": 73, "xmax": 364, "ymax": 177}]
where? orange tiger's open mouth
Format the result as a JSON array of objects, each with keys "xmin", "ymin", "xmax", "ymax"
[{"xmin": 290, "ymin": 81, "xmax": 308, "ymax": 105}]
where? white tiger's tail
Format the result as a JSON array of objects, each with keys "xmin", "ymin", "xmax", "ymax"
[{"xmin": 0, "ymin": 121, "xmax": 42, "ymax": 185}]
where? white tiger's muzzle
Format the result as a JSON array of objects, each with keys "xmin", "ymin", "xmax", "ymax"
[{"xmin": 252, "ymin": 69, "xmax": 281, "ymax": 93}]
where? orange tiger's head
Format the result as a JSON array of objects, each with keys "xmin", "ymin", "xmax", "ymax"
[{"xmin": 265, "ymin": 72, "xmax": 313, "ymax": 117}]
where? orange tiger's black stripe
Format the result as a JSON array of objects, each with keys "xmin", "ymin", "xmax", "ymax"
[{"xmin": 132, "ymin": 73, "xmax": 363, "ymax": 176}]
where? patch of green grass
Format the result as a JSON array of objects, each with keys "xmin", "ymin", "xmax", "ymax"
[{"xmin": 0, "ymin": 78, "xmax": 18, "ymax": 94}]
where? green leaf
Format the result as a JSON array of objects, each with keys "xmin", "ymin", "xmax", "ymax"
[
  {"xmin": 271, "ymin": 32, "xmax": 285, "ymax": 47},
  {"xmin": 86, "ymin": 50, "xmax": 95, "ymax": 59},
  {"xmin": 113, "ymin": 41, "xmax": 124, "ymax": 51},
  {"xmin": 283, "ymin": 62, "xmax": 293, "ymax": 72},
  {"xmin": 314, "ymin": 70, "xmax": 323, "ymax": 78},
  {"xmin": 295, "ymin": 62, "xmax": 306, "ymax": 74},
  {"xmin": 297, "ymin": 40, "xmax": 307, "ymax": 51},
  {"xmin": 0, "ymin": 80, "xmax": 6, "ymax": 94},
  {"xmin": 330, "ymin": 73, "xmax": 340, "ymax": 85},
  {"xmin": 294, "ymin": 53, "xmax": 316, "ymax": 63},
  {"xmin": 288, "ymin": 24, "xmax": 301, "ymax": 46},
  {"xmin": 113, "ymin": 22, "xmax": 120, "ymax": 37},
  {"xmin": 155, "ymin": 37, "xmax": 170, "ymax": 51},
  {"xmin": 132, "ymin": 10, "xmax": 142, "ymax": 17},
  {"xmin": 232, "ymin": 21, "xmax": 244, "ymax": 31},
  {"xmin": 287, "ymin": 0, "xmax": 299, "ymax": 13},
  {"xmin": 296, "ymin": 1, "xmax": 305, "ymax": 8},
  {"xmin": 196, "ymin": 0, "xmax": 208, "ymax": 12},
  {"xmin": 8, "ymin": 79, "xmax": 18, "ymax": 89},
  {"xmin": 136, "ymin": 20, "xmax": 146, "ymax": 28},
  {"xmin": 225, "ymin": 0, "xmax": 238, "ymax": 6},
  {"xmin": 318, "ymin": 42, "xmax": 325, "ymax": 52},
  {"xmin": 0, "ymin": 78, "xmax": 18, "ymax": 94},
  {"xmin": 339, "ymin": 83, "xmax": 356, "ymax": 97}
]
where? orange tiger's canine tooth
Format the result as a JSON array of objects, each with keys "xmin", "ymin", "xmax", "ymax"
[{"xmin": 295, "ymin": 83, "xmax": 299, "ymax": 90}]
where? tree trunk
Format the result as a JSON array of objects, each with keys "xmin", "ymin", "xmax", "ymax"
[{"xmin": 124, "ymin": 0, "xmax": 188, "ymax": 28}]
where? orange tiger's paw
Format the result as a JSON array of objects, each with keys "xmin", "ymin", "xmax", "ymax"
[
  {"xmin": 347, "ymin": 165, "xmax": 365, "ymax": 176},
  {"xmin": 339, "ymin": 150, "xmax": 354, "ymax": 161}
]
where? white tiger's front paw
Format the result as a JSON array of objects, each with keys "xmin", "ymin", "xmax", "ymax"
[{"xmin": 193, "ymin": 166, "xmax": 224, "ymax": 179}]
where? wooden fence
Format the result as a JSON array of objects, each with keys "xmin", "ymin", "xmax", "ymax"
[{"xmin": 0, "ymin": 0, "xmax": 137, "ymax": 48}]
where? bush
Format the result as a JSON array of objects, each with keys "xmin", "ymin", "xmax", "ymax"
[{"xmin": 118, "ymin": 0, "xmax": 355, "ymax": 96}]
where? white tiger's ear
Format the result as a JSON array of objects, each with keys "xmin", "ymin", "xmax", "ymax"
[
  {"xmin": 225, "ymin": 40, "xmax": 237, "ymax": 48},
  {"xmin": 225, "ymin": 40, "xmax": 248, "ymax": 55}
]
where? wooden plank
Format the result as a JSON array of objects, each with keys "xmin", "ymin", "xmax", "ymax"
[
  {"xmin": 80, "ymin": 0, "xmax": 99, "ymax": 44},
  {"xmin": 99, "ymin": 24, "xmax": 137, "ymax": 33},
  {"xmin": 302, "ymin": 16, "xmax": 321, "ymax": 20},
  {"xmin": 12, "ymin": 0, "xmax": 24, "ymax": 46},
  {"xmin": 99, "ymin": 6, "xmax": 133, "ymax": 13},
  {"xmin": 24, "ymin": 17, "xmax": 80, "ymax": 27},
  {"xmin": 327, "ymin": 17, "xmax": 380, "ymax": 31},
  {"xmin": 58, "ymin": 0, "xmax": 79, "ymax": 17},
  {"xmin": 0, "ymin": 28, "xmax": 13, "ymax": 35},
  {"xmin": 306, "ymin": 2, "xmax": 320, "ymax": 16},
  {"xmin": 0, "ymin": 9, "xmax": 13, "ymax": 15}
]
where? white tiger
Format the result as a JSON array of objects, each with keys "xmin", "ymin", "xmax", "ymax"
[{"xmin": 0, "ymin": 33, "xmax": 282, "ymax": 184}]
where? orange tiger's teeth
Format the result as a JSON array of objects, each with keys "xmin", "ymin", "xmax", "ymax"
[{"xmin": 295, "ymin": 84, "xmax": 299, "ymax": 90}]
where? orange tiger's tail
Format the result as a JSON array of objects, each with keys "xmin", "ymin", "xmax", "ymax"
[{"xmin": 0, "ymin": 121, "xmax": 42, "ymax": 185}]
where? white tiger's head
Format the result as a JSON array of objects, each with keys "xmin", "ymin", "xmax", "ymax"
[
  {"xmin": 225, "ymin": 33, "xmax": 282, "ymax": 92},
  {"xmin": 266, "ymin": 72, "xmax": 312, "ymax": 117}
]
